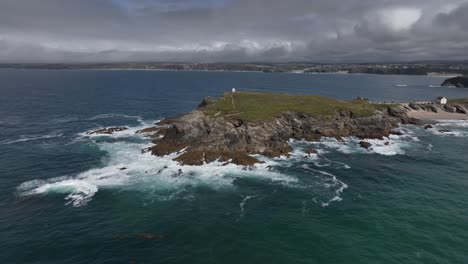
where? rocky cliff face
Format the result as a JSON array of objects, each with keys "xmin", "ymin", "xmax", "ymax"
[
  {"xmin": 441, "ymin": 76, "xmax": 468, "ymax": 88},
  {"xmin": 142, "ymin": 98, "xmax": 418, "ymax": 166}
]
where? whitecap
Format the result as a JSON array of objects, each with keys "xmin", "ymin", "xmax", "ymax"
[
  {"xmin": 79, "ymin": 119, "xmax": 159, "ymax": 139},
  {"xmin": 315, "ymin": 154, "xmax": 351, "ymax": 169},
  {"xmin": 88, "ymin": 113, "xmax": 142, "ymax": 122},
  {"xmin": 434, "ymin": 120, "xmax": 468, "ymax": 128},
  {"xmin": 301, "ymin": 164, "xmax": 348, "ymax": 207},
  {"xmin": 239, "ymin": 195, "xmax": 256, "ymax": 218},
  {"xmin": 430, "ymin": 130, "xmax": 466, "ymax": 137},
  {"xmin": 1, "ymin": 133, "xmax": 63, "ymax": 145},
  {"xmin": 51, "ymin": 117, "xmax": 80, "ymax": 123},
  {"xmin": 315, "ymin": 134, "xmax": 416, "ymax": 156}
]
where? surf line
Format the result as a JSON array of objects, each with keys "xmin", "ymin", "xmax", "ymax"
[
  {"xmin": 239, "ymin": 195, "xmax": 256, "ymax": 219},
  {"xmin": 317, "ymin": 154, "xmax": 351, "ymax": 169},
  {"xmin": 301, "ymin": 164, "xmax": 348, "ymax": 207}
]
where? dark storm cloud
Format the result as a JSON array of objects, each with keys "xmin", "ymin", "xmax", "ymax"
[{"xmin": 0, "ymin": 0, "xmax": 467, "ymax": 62}]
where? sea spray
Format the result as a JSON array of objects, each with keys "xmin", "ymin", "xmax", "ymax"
[{"xmin": 16, "ymin": 121, "xmax": 445, "ymax": 208}]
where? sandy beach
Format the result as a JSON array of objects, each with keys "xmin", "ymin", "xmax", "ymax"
[{"xmin": 408, "ymin": 110, "xmax": 468, "ymax": 120}]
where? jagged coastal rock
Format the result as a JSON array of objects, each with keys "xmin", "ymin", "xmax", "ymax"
[
  {"xmin": 441, "ymin": 76, "xmax": 468, "ymax": 88},
  {"xmin": 86, "ymin": 127, "xmax": 128, "ymax": 135},
  {"xmin": 359, "ymin": 141, "xmax": 372, "ymax": 150},
  {"xmin": 142, "ymin": 92, "xmax": 420, "ymax": 166}
]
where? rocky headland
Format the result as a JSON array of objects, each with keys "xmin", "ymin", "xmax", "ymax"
[
  {"xmin": 86, "ymin": 92, "xmax": 468, "ymax": 166},
  {"xmin": 441, "ymin": 76, "xmax": 468, "ymax": 88},
  {"xmin": 139, "ymin": 92, "xmax": 421, "ymax": 166}
]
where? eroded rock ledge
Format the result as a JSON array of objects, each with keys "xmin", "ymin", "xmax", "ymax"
[{"xmin": 142, "ymin": 92, "xmax": 421, "ymax": 166}]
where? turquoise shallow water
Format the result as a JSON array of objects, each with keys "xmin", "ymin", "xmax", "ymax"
[{"xmin": 1, "ymin": 70, "xmax": 468, "ymax": 263}]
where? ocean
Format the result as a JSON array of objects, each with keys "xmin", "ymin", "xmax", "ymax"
[{"xmin": 1, "ymin": 69, "xmax": 468, "ymax": 263}]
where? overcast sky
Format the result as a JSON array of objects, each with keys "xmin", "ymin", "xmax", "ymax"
[{"xmin": 1, "ymin": 0, "xmax": 468, "ymax": 63}]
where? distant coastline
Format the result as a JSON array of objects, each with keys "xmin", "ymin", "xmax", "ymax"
[{"xmin": 1, "ymin": 61, "xmax": 468, "ymax": 76}]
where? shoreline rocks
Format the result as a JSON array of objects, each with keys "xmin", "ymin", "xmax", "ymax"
[
  {"xmin": 359, "ymin": 141, "xmax": 372, "ymax": 150},
  {"xmin": 143, "ymin": 97, "xmax": 417, "ymax": 166}
]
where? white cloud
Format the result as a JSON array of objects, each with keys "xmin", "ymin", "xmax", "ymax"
[{"xmin": 377, "ymin": 7, "xmax": 422, "ymax": 31}]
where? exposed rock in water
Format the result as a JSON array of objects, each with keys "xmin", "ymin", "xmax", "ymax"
[
  {"xmin": 390, "ymin": 130, "xmax": 403, "ymax": 136},
  {"xmin": 137, "ymin": 127, "xmax": 168, "ymax": 138},
  {"xmin": 359, "ymin": 141, "xmax": 372, "ymax": 150},
  {"xmin": 306, "ymin": 147, "xmax": 318, "ymax": 155},
  {"xmin": 424, "ymin": 124, "xmax": 433, "ymax": 129},
  {"xmin": 136, "ymin": 127, "xmax": 159, "ymax": 134},
  {"xmin": 86, "ymin": 127, "xmax": 128, "ymax": 135},
  {"xmin": 438, "ymin": 129, "xmax": 453, "ymax": 133},
  {"xmin": 175, "ymin": 150, "xmax": 262, "ymax": 166},
  {"xmin": 441, "ymin": 76, "xmax": 468, "ymax": 88}
]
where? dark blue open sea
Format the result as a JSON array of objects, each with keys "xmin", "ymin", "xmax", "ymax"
[{"xmin": 1, "ymin": 69, "xmax": 468, "ymax": 263}]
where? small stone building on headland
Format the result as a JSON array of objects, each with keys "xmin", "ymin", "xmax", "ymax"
[{"xmin": 434, "ymin": 96, "xmax": 447, "ymax": 105}]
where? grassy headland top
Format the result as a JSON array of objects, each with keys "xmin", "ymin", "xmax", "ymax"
[{"xmin": 204, "ymin": 92, "xmax": 386, "ymax": 121}]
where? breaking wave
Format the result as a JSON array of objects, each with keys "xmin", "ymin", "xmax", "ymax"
[
  {"xmin": 18, "ymin": 121, "xmax": 440, "ymax": 209},
  {"xmin": 17, "ymin": 121, "xmax": 450, "ymax": 208},
  {"xmin": 88, "ymin": 113, "xmax": 143, "ymax": 122},
  {"xmin": 426, "ymin": 120, "xmax": 468, "ymax": 137},
  {"xmin": 17, "ymin": 120, "xmax": 300, "ymax": 207},
  {"xmin": 310, "ymin": 128, "xmax": 422, "ymax": 156}
]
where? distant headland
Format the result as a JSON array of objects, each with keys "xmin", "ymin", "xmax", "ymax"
[
  {"xmin": 441, "ymin": 76, "xmax": 468, "ymax": 88},
  {"xmin": 2, "ymin": 61, "xmax": 468, "ymax": 76}
]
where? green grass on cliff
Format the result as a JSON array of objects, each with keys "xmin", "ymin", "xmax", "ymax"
[{"xmin": 204, "ymin": 92, "xmax": 386, "ymax": 121}]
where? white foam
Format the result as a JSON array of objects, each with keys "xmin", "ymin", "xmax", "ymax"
[
  {"xmin": 18, "ymin": 133, "xmax": 297, "ymax": 207},
  {"xmin": 301, "ymin": 164, "xmax": 348, "ymax": 207},
  {"xmin": 419, "ymin": 120, "xmax": 468, "ymax": 137},
  {"xmin": 431, "ymin": 129, "xmax": 466, "ymax": 137},
  {"xmin": 79, "ymin": 119, "xmax": 159, "ymax": 139},
  {"xmin": 88, "ymin": 113, "xmax": 142, "ymax": 122},
  {"xmin": 239, "ymin": 195, "xmax": 256, "ymax": 218},
  {"xmin": 18, "ymin": 119, "xmax": 370, "ymax": 208},
  {"xmin": 318, "ymin": 155, "xmax": 351, "ymax": 169},
  {"xmin": 316, "ymin": 133, "xmax": 418, "ymax": 156},
  {"xmin": 434, "ymin": 120, "xmax": 468, "ymax": 127},
  {"xmin": 1, "ymin": 133, "xmax": 63, "ymax": 145},
  {"xmin": 18, "ymin": 160, "xmax": 131, "ymax": 207},
  {"xmin": 51, "ymin": 117, "xmax": 80, "ymax": 123}
]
